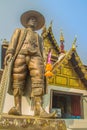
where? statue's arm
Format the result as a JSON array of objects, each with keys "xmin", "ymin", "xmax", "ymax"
[
  {"xmin": 6, "ymin": 28, "xmax": 20, "ymax": 55},
  {"xmin": 4, "ymin": 28, "xmax": 20, "ymax": 65}
]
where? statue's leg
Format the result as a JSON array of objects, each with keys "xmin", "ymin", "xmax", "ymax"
[
  {"xmin": 8, "ymin": 91, "xmax": 22, "ymax": 115},
  {"xmin": 34, "ymin": 96, "xmax": 57, "ymax": 118},
  {"xmin": 8, "ymin": 54, "xmax": 27, "ymax": 115},
  {"xmin": 29, "ymin": 55, "xmax": 44, "ymax": 97},
  {"xmin": 29, "ymin": 55, "xmax": 56, "ymax": 117}
]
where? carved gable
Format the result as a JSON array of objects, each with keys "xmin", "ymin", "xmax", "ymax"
[{"xmin": 48, "ymin": 60, "xmax": 87, "ymax": 90}]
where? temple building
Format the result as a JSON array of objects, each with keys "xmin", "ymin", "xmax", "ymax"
[
  {"xmin": 41, "ymin": 23, "xmax": 87, "ymax": 129},
  {"xmin": 0, "ymin": 23, "xmax": 87, "ymax": 130}
]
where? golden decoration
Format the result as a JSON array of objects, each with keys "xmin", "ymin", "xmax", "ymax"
[
  {"xmin": 0, "ymin": 114, "xmax": 67, "ymax": 130},
  {"xmin": 72, "ymin": 36, "xmax": 77, "ymax": 50},
  {"xmin": 60, "ymin": 30, "xmax": 64, "ymax": 42}
]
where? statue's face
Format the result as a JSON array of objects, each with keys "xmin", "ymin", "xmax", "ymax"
[{"xmin": 27, "ymin": 16, "xmax": 37, "ymax": 29}]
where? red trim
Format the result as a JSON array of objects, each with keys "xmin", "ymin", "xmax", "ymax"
[{"xmin": 71, "ymin": 95, "xmax": 81, "ymax": 116}]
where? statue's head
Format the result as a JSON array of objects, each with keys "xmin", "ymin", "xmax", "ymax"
[
  {"xmin": 27, "ymin": 16, "xmax": 38, "ymax": 30},
  {"xmin": 20, "ymin": 10, "xmax": 45, "ymax": 30}
]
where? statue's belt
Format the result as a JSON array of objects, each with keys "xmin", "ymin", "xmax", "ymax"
[{"xmin": 19, "ymin": 48, "xmax": 37, "ymax": 55}]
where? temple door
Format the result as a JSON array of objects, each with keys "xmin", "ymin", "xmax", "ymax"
[{"xmin": 71, "ymin": 95, "xmax": 81, "ymax": 116}]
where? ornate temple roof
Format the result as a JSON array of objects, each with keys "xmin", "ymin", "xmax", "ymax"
[
  {"xmin": 42, "ymin": 24, "xmax": 87, "ymax": 87},
  {"xmin": 42, "ymin": 22, "xmax": 60, "ymax": 54},
  {"xmin": 52, "ymin": 45, "xmax": 87, "ymax": 86}
]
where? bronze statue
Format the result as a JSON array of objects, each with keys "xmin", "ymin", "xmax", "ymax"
[{"xmin": 4, "ymin": 10, "xmax": 56, "ymax": 117}]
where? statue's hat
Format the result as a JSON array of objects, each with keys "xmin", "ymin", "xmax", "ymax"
[{"xmin": 20, "ymin": 10, "xmax": 45, "ymax": 30}]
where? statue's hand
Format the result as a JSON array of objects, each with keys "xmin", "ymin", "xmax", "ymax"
[{"xmin": 4, "ymin": 53, "xmax": 13, "ymax": 65}]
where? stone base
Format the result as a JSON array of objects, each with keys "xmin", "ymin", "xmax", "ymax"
[{"xmin": 0, "ymin": 113, "xmax": 67, "ymax": 130}]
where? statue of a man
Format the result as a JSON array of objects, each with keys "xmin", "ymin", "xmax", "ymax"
[{"xmin": 4, "ymin": 10, "xmax": 55, "ymax": 117}]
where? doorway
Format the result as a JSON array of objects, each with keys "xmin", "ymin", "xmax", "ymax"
[{"xmin": 51, "ymin": 90, "xmax": 83, "ymax": 119}]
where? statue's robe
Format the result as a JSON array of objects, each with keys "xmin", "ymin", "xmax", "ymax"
[{"xmin": 5, "ymin": 28, "xmax": 44, "ymax": 97}]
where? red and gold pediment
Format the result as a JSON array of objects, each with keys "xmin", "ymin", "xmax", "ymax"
[{"xmin": 47, "ymin": 47, "xmax": 87, "ymax": 90}]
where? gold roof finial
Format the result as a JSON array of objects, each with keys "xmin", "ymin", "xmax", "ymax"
[
  {"xmin": 50, "ymin": 20, "xmax": 53, "ymax": 28},
  {"xmin": 60, "ymin": 29, "xmax": 64, "ymax": 42},
  {"xmin": 59, "ymin": 30, "xmax": 65, "ymax": 53},
  {"xmin": 2, "ymin": 38, "xmax": 9, "ymax": 45},
  {"xmin": 41, "ymin": 24, "xmax": 47, "ymax": 36},
  {"xmin": 72, "ymin": 35, "xmax": 77, "ymax": 50}
]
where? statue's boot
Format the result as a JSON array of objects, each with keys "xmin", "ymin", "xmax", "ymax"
[
  {"xmin": 34, "ymin": 96, "xmax": 57, "ymax": 118},
  {"xmin": 8, "ymin": 95, "xmax": 22, "ymax": 115}
]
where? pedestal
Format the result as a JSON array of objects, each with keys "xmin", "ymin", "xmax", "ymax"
[{"xmin": 0, "ymin": 113, "xmax": 67, "ymax": 130}]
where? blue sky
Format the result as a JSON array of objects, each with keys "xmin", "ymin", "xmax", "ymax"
[{"xmin": 0, "ymin": 0, "xmax": 87, "ymax": 65}]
